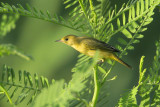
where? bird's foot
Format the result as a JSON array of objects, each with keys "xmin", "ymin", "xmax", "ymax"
[{"xmin": 97, "ymin": 59, "xmax": 104, "ymax": 65}]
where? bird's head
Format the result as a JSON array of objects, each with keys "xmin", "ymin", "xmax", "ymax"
[{"xmin": 56, "ymin": 35, "xmax": 78, "ymax": 46}]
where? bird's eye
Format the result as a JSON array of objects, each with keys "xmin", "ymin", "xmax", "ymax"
[{"xmin": 65, "ymin": 38, "xmax": 69, "ymax": 41}]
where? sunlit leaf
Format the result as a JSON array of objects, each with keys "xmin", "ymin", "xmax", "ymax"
[
  {"xmin": 121, "ymin": 29, "xmax": 132, "ymax": 38},
  {"xmin": 127, "ymin": 45, "xmax": 134, "ymax": 50},
  {"xmin": 135, "ymin": 34, "xmax": 144, "ymax": 38}
]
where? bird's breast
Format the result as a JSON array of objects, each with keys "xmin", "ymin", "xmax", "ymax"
[{"xmin": 72, "ymin": 44, "xmax": 87, "ymax": 54}]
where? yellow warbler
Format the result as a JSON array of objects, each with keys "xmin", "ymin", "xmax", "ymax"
[{"xmin": 56, "ymin": 35, "xmax": 132, "ymax": 69}]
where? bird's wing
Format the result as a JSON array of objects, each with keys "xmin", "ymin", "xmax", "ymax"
[{"xmin": 81, "ymin": 38, "xmax": 120, "ymax": 52}]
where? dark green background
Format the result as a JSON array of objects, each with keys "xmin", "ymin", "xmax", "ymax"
[{"xmin": 0, "ymin": 0, "xmax": 159, "ymax": 106}]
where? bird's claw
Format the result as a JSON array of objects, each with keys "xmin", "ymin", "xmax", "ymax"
[{"xmin": 97, "ymin": 59, "xmax": 104, "ymax": 65}]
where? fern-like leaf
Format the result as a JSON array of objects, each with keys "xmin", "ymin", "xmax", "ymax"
[
  {"xmin": 118, "ymin": 40, "xmax": 160, "ymax": 106},
  {"xmin": 0, "ymin": 3, "xmax": 84, "ymax": 32},
  {"xmin": 118, "ymin": 56, "xmax": 146, "ymax": 107},
  {"xmin": 0, "ymin": 14, "xmax": 19, "ymax": 38},
  {"xmin": 111, "ymin": 0, "xmax": 159, "ymax": 56},
  {"xmin": 0, "ymin": 14, "xmax": 32, "ymax": 61},
  {"xmin": 0, "ymin": 44, "xmax": 32, "ymax": 61},
  {"xmin": 0, "ymin": 65, "xmax": 50, "ymax": 105}
]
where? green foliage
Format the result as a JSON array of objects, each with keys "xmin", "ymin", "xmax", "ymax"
[
  {"xmin": 0, "ymin": 14, "xmax": 32, "ymax": 60},
  {"xmin": 0, "ymin": 0, "xmax": 160, "ymax": 107},
  {"xmin": 139, "ymin": 40, "xmax": 160, "ymax": 107},
  {"xmin": 0, "ymin": 65, "xmax": 49, "ymax": 105},
  {"xmin": 0, "ymin": 44, "xmax": 32, "ymax": 60},
  {"xmin": 118, "ymin": 56, "xmax": 146, "ymax": 107},
  {"xmin": 33, "ymin": 80, "xmax": 69, "ymax": 107},
  {"xmin": 118, "ymin": 40, "xmax": 160, "ymax": 106},
  {"xmin": 0, "ymin": 2, "xmax": 85, "ymax": 33},
  {"xmin": 111, "ymin": 0, "xmax": 159, "ymax": 57},
  {"xmin": 64, "ymin": 0, "xmax": 160, "ymax": 72},
  {"xmin": 0, "ymin": 14, "xmax": 18, "ymax": 37},
  {"xmin": 33, "ymin": 53, "xmax": 100, "ymax": 107}
]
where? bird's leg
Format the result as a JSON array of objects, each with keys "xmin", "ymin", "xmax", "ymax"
[{"xmin": 97, "ymin": 58, "xmax": 104, "ymax": 65}]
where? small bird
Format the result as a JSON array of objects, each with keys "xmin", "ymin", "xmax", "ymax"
[{"xmin": 56, "ymin": 35, "xmax": 132, "ymax": 69}]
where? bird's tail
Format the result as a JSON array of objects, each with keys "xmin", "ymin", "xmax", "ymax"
[{"xmin": 111, "ymin": 54, "xmax": 132, "ymax": 69}]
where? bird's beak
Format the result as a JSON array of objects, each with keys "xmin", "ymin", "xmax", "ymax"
[{"xmin": 55, "ymin": 39, "xmax": 62, "ymax": 42}]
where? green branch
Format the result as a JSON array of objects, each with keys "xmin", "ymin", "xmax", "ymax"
[
  {"xmin": 0, "ymin": 81, "xmax": 41, "ymax": 92},
  {"xmin": 90, "ymin": 65, "xmax": 100, "ymax": 107},
  {"xmin": 78, "ymin": 0, "xmax": 97, "ymax": 36},
  {"xmin": 89, "ymin": 0, "xmax": 97, "ymax": 37},
  {"xmin": 0, "ymin": 85, "xmax": 13, "ymax": 105}
]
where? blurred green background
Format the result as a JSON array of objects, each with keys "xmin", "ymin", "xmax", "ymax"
[{"xmin": 0, "ymin": 0, "xmax": 160, "ymax": 106}]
